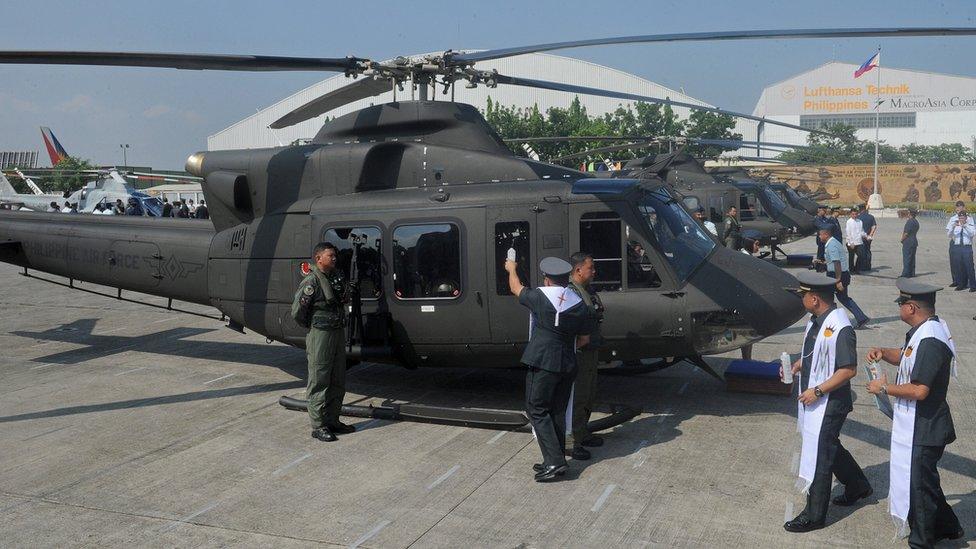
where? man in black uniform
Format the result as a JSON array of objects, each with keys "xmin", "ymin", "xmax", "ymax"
[
  {"xmin": 867, "ymin": 279, "xmax": 962, "ymax": 547},
  {"xmin": 783, "ymin": 272, "xmax": 872, "ymax": 533},
  {"xmin": 901, "ymin": 208, "xmax": 920, "ymax": 278},
  {"xmin": 505, "ymin": 256, "xmax": 591, "ymax": 482}
]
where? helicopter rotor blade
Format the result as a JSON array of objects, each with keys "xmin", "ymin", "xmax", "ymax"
[
  {"xmin": 491, "ymin": 74, "xmax": 826, "ymax": 135},
  {"xmin": 269, "ymin": 76, "xmax": 394, "ymax": 129},
  {"xmin": 0, "ymin": 51, "xmax": 363, "ymax": 72},
  {"xmin": 452, "ymin": 27, "xmax": 976, "ymax": 64},
  {"xmin": 505, "ymin": 135, "xmax": 808, "ymax": 149},
  {"xmin": 550, "ymin": 141, "xmax": 660, "ymax": 162}
]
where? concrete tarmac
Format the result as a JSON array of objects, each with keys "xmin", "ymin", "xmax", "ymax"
[{"xmin": 0, "ymin": 216, "xmax": 972, "ymax": 548}]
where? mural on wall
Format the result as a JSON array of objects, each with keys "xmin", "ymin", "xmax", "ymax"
[{"xmin": 753, "ymin": 163, "xmax": 976, "ymax": 204}]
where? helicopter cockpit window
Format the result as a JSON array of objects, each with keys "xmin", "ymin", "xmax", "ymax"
[
  {"xmin": 580, "ymin": 212, "xmax": 623, "ymax": 292},
  {"xmin": 638, "ymin": 188, "xmax": 716, "ymax": 282},
  {"xmin": 392, "ymin": 223, "xmax": 462, "ymax": 299},
  {"xmin": 495, "ymin": 221, "xmax": 530, "ymax": 295},
  {"xmin": 141, "ymin": 197, "xmax": 163, "ymax": 217},
  {"xmin": 324, "ymin": 227, "xmax": 383, "ymax": 299},
  {"xmin": 761, "ymin": 186, "xmax": 788, "ymax": 216}
]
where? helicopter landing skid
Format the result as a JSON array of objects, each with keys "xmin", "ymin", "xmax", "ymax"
[
  {"xmin": 597, "ymin": 357, "xmax": 678, "ymax": 376},
  {"xmin": 278, "ymin": 396, "xmax": 639, "ymax": 433}
]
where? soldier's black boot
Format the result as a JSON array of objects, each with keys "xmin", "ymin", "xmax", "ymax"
[
  {"xmin": 328, "ymin": 421, "xmax": 356, "ymax": 435},
  {"xmin": 311, "ymin": 427, "xmax": 337, "ymax": 442}
]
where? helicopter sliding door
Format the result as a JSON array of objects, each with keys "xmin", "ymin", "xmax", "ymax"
[{"xmin": 387, "ymin": 207, "xmax": 490, "ymax": 346}]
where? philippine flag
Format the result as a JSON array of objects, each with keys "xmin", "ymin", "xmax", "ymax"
[{"xmin": 854, "ymin": 52, "xmax": 880, "ymax": 79}]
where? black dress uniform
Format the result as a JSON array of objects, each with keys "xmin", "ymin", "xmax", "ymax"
[
  {"xmin": 788, "ymin": 292, "xmax": 871, "ymax": 531},
  {"xmin": 891, "ymin": 281, "xmax": 962, "ymax": 547},
  {"xmin": 519, "ymin": 258, "xmax": 591, "ymax": 481},
  {"xmin": 901, "ymin": 213, "xmax": 919, "ymax": 278}
]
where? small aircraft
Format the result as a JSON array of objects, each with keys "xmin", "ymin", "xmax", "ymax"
[{"xmin": 1, "ymin": 169, "xmax": 167, "ymax": 214}]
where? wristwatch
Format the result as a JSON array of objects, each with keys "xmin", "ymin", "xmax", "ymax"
[
  {"xmin": 814, "ymin": 386, "xmax": 824, "ymax": 398},
  {"xmin": 879, "ymin": 384, "xmax": 888, "ymax": 396}
]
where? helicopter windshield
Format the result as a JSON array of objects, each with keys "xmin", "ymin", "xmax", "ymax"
[
  {"xmin": 762, "ymin": 186, "xmax": 788, "ymax": 213},
  {"xmin": 636, "ymin": 187, "xmax": 715, "ymax": 282},
  {"xmin": 140, "ymin": 196, "xmax": 164, "ymax": 217}
]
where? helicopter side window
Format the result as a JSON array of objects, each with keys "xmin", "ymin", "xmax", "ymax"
[
  {"xmin": 324, "ymin": 227, "xmax": 384, "ymax": 299},
  {"xmin": 580, "ymin": 212, "xmax": 623, "ymax": 292},
  {"xmin": 392, "ymin": 223, "xmax": 462, "ymax": 299},
  {"xmin": 494, "ymin": 221, "xmax": 530, "ymax": 295}
]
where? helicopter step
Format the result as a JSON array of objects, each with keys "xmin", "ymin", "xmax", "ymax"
[{"xmin": 278, "ymin": 396, "xmax": 639, "ymax": 433}]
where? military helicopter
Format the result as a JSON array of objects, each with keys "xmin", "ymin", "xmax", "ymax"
[{"xmin": 0, "ymin": 28, "xmax": 973, "ymax": 425}]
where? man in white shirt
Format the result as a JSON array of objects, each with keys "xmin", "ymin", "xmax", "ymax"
[
  {"xmin": 694, "ymin": 208, "xmax": 718, "ymax": 237},
  {"xmin": 60, "ymin": 202, "xmax": 72, "ymax": 213},
  {"xmin": 945, "ymin": 201, "xmax": 975, "ymax": 288},
  {"xmin": 844, "ymin": 207, "xmax": 865, "ymax": 275},
  {"xmin": 947, "ymin": 210, "xmax": 976, "ymax": 291}
]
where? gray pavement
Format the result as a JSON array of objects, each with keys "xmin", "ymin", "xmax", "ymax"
[{"xmin": 0, "ymin": 216, "xmax": 972, "ymax": 548}]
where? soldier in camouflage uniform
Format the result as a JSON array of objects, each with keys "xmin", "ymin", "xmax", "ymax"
[{"xmin": 291, "ymin": 242, "xmax": 355, "ymax": 442}]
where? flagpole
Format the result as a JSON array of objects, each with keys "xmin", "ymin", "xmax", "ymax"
[{"xmin": 873, "ymin": 46, "xmax": 881, "ymax": 201}]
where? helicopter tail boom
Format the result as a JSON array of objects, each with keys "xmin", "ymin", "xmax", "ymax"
[{"xmin": 0, "ymin": 211, "xmax": 214, "ymax": 306}]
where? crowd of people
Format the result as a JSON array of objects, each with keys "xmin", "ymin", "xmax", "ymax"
[
  {"xmin": 42, "ymin": 196, "xmax": 208, "ymax": 218},
  {"xmin": 159, "ymin": 197, "xmax": 209, "ymax": 219}
]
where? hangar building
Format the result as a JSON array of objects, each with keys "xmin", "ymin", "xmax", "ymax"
[
  {"xmin": 208, "ymin": 53, "xmax": 727, "ymax": 152},
  {"xmin": 752, "ymin": 61, "xmax": 976, "ymax": 155}
]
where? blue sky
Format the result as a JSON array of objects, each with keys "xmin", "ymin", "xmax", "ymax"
[{"xmin": 1, "ymin": 0, "xmax": 974, "ymax": 168}]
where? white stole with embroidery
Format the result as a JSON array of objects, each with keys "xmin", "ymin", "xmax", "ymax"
[
  {"xmin": 796, "ymin": 307, "xmax": 851, "ymax": 493},
  {"xmin": 938, "ymin": 318, "xmax": 960, "ymax": 380},
  {"xmin": 889, "ymin": 319, "xmax": 951, "ymax": 537}
]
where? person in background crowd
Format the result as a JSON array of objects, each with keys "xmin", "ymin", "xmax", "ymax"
[
  {"xmin": 901, "ymin": 208, "xmax": 919, "ymax": 278},
  {"xmin": 194, "ymin": 200, "xmax": 209, "ymax": 220},
  {"xmin": 828, "ymin": 207, "xmax": 844, "ymax": 243},
  {"xmin": 47, "ymin": 201, "xmax": 59, "ymax": 212},
  {"xmin": 161, "ymin": 198, "xmax": 173, "ymax": 218},
  {"xmin": 723, "ymin": 205, "xmax": 742, "ymax": 251},
  {"xmin": 124, "ymin": 197, "xmax": 143, "ymax": 216},
  {"xmin": 815, "ymin": 228, "xmax": 870, "ymax": 329},
  {"xmin": 175, "ymin": 201, "xmax": 190, "ymax": 218},
  {"xmin": 813, "ymin": 205, "xmax": 832, "ymax": 263},
  {"xmin": 845, "ymin": 207, "xmax": 865, "ymax": 275},
  {"xmin": 60, "ymin": 201, "xmax": 72, "ymax": 213},
  {"xmin": 187, "ymin": 199, "xmax": 196, "ymax": 218},
  {"xmin": 945, "ymin": 201, "xmax": 974, "ymax": 289},
  {"xmin": 857, "ymin": 204, "xmax": 877, "ymax": 271},
  {"xmin": 946, "ymin": 210, "xmax": 976, "ymax": 292},
  {"xmin": 114, "ymin": 199, "xmax": 125, "ymax": 215}
]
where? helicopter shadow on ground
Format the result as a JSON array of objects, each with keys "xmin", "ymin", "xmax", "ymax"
[{"xmin": 9, "ymin": 318, "xmax": 306, "ymax": 372}]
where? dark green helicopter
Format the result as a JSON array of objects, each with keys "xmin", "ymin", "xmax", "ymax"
[
  {"xmin": 0, "ymin": 27, "xmax": 972, "ymax": 385},
  {"xmin": 708, "ymin": 166, "xmax": 818, "ymax": 248}
]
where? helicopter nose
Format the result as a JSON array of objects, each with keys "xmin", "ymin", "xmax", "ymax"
[{"xmin": 684, "ymin": 247, "xmax": 805, "ymax": 355}]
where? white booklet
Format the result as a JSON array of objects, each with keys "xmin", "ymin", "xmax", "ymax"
[{"xmin": 863, "ymin": 362, "xmax": 894, "ymax": 419}]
